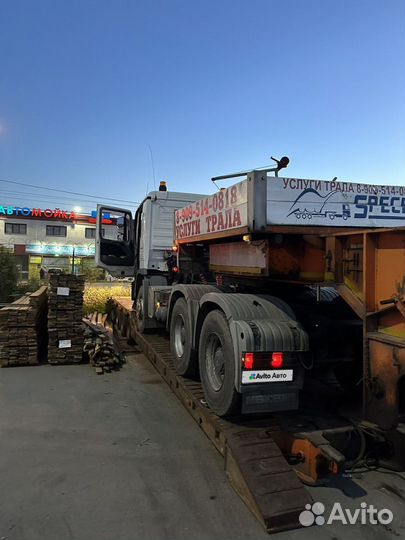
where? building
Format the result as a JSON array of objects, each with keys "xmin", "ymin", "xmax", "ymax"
[{"xmin": 0, "ymin": 204, "xmax": 113, "ymax": 280}]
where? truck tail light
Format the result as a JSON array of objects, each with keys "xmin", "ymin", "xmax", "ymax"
[
  {"xmin": 243, "ymin": 352, "xmax": 254, "ymax": 369},
  {"xmin": 271, "ymin": 352, "xmax": 284, "ymax": 368},
  {"xmin": 243, "ymin": 352, "xmax": 285, "ymax": 370}
]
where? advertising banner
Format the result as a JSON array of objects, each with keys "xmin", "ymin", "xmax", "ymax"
[
  {"xmin": 267, "ymin": 178, "xmax": 405, "ymax": 227},
  {"xmin": 26, "ymin": 244, "xmax": 96, "ymax": 256},
  {"xmin": 175, "ymin": 180, "xmax": 248, "ymax": 240}
]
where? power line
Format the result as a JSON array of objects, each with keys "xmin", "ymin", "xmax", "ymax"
[
  {"xmin": 0, "ymin": 188, "xmax": 138, "ymax": 208},
  {"xmin": 0, "ymin": 193, "xmax": 138, "ymax": 211},
  {"xmin": 0, "ymin": 178, "xmax": 141, "ymax": 205}
]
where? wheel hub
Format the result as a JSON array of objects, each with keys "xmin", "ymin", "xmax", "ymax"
[
  {"xmin": 206, "ymin": 334, "xmax": 225, "ymax": 392},
  {"xmin": 174, "ymin": 314, "xmax": 186, "ymax": 358}
]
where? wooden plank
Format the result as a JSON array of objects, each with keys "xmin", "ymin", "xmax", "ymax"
[
  {"xmin": 0, "ymin": 286, "xmax": 48, "ymax": 367},
  {"xmin": 47, "ymin": 274, "xmax": 85, "ymax": 364}
]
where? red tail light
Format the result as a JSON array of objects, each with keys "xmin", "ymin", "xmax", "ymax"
[
  {"xmin": 243, "ymin": 352, "xmax": 254, "ymax": 369},
  {"xmin": 172, "ymin": 266, "xmax": 179, "ymax": 273},
  {"xmin": 271, "ymin": 352, "xmax": 284, "ymax": 368},
  {"xmin": 243, "ymin": 352, "xmax": 285, "ymax": 370}
]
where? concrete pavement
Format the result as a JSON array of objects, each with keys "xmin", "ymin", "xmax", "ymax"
[
  {"xmin": 0, "ymin": 354, "xmax": 268, "ymax": 540},
  {"xmin": 0, "ymin": 354, "xmax": 404, "ymax": 540}
]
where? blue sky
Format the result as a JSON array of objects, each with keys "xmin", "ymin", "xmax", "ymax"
[{"xmin": 0, "ymin": 0, "xmax": 404, "ymax": 213}]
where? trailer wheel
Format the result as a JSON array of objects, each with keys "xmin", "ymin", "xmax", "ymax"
[
  {"xmin": 134, "ymin": 285, "xmax": 145, "ymax": 333},
  {"xmin": 170, "ymin": 298, "xmax": 198, "ymax": 377},
  {"xmin": 199, "ymin": 310, "xmax": 240, "ymax": 417}
]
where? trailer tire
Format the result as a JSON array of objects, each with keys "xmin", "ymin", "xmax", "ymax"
[
  {"xmin": 170, "ymin": 298, "xmax": 198, "ymax": 377},
  {"xmin": 199, "ymin": 310, "xmax": 240, "ymax": 417}
]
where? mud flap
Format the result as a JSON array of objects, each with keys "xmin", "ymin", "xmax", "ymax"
[{"xmin": 242, "ymin": 389, "xmax": 299, "ymax": 414}]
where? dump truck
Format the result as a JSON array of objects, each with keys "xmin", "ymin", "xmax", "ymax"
[
  {"xmin": 95, "ymin": 158, "xmax": 405, "ymax": 532},
  {"xmin": 96, "ymin": 159, "xmax": 404, "ymax": 417}
]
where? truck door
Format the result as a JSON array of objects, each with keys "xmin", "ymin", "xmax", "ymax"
[{"xmin": 95, "ymin": 205, "xmax": 135, "ymax": 277}]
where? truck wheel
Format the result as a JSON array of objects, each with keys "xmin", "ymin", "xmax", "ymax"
[
  {"xmin": 134, "ymin": 285, "xmax": 145, "ymax": 333},
  {"xmin": 170, "ymin": 298, "xmax": 198, "ymax": 377},
  {"xmin": 199, "ymin": 310, "xmax": 240, "ymax": 417}
]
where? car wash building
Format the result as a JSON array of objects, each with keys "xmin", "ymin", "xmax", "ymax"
[{"xmin": 0, "ymin": 204, "xmax": 112, "ymax": 280}]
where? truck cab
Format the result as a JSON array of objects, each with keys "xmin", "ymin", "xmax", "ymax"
[
  {"xmin": 96, "ymin": 188, "xmax": 207, "ymax": 330},
  {"xmin": 96, "ymin": 189, "xmax": 207, "ymax": 277}
]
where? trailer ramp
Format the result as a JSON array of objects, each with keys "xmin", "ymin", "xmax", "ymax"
[{"xmin": 111, "ymin": 298, "xmax": 312, "ymax": 533}]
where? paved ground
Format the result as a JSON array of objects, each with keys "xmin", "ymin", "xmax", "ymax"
[{"xmin": 0, "ymin": 355, "xmax": 404, "ymax": 540}]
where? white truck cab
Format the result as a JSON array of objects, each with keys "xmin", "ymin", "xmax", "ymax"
[{"xmin": 96, "ymin": 189, "xmax": 206, "ymax": 278}]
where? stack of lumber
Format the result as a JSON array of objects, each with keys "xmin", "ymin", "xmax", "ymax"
[
  {"xmin": 48, "ymin": 274, "xmax": 85, "ymax": 364},
  {"xmin": 0, "ymin": 286, "xmax": 48, "ymax": 366},
  {"xmin": 83, "ymin": 314, "xmax": 125, "ymax": 374}
]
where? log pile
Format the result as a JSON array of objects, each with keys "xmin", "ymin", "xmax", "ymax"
[
  {"xmin": 0, "ymin": 286, "xmax": 48, "ymax": 366},
  {"xmin": 48, "ymin": 274, "xmax": 85, "ymax": 364},
  {"xmin": 83, "ymin": 315, "xmax": 125, "ymax": 374}
]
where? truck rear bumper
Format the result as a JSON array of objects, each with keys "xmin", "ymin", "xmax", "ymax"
[{"xmin": 242, "ymin": 388, "xmax": 300, "ymax": 414}]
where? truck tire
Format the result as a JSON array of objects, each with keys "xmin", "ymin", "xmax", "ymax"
[
  {"xmin": 198, "ymin": 310, "xmax": 240, "ymax": 417},
  {"xmin": 134, "ymin": 285, "xmax": 146, "ymax": 333},
  {"xmin": 170, "ymin": 298, "xmax": 198, "ymax": 377}
]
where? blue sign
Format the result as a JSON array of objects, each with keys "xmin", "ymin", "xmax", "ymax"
[{"xmin": 91, "ymin": 211, "xmax": 110, "ymax": 219}]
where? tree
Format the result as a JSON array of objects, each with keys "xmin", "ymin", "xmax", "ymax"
[{"xmin": 0, "ymin": 247, "xmax": 17, "ymax": 303}]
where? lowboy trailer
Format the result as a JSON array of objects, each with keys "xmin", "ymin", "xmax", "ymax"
[{"xmin": 96, "ymin": 160, "xmax": 405, "ymax": 531}]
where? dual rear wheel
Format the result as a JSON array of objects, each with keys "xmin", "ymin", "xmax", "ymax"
[
  {"xmin": 170, "ymin": 298, "xmax": 197, "ymax": 377},
  {"xmin": 170, "ymin": 300, "xmax": 239, "ymax": 416}
]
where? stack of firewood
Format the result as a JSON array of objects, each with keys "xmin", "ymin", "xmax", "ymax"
[
  {"xmin": 83, "ymin": 315, "xmax": 125, "ymax": 374},
  {"xmin": 0, "ymin": 286, "xmax": 48, "ymax": 366},
  {"xmin": 48, "ymin": 274, "xmax": 85, "ymax": 364}
]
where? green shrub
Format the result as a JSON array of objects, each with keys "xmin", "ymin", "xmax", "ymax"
[
  {"xmin": 82, "ymin": 266, "xmax": 105, "ymax": 282},
  {"xmin": 83, "ymin": 285, "xmax": 130, "ymax": 314},
  {"xmin": 0, "ymin": 248, "xmax": 17, "ymax": 303}
]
